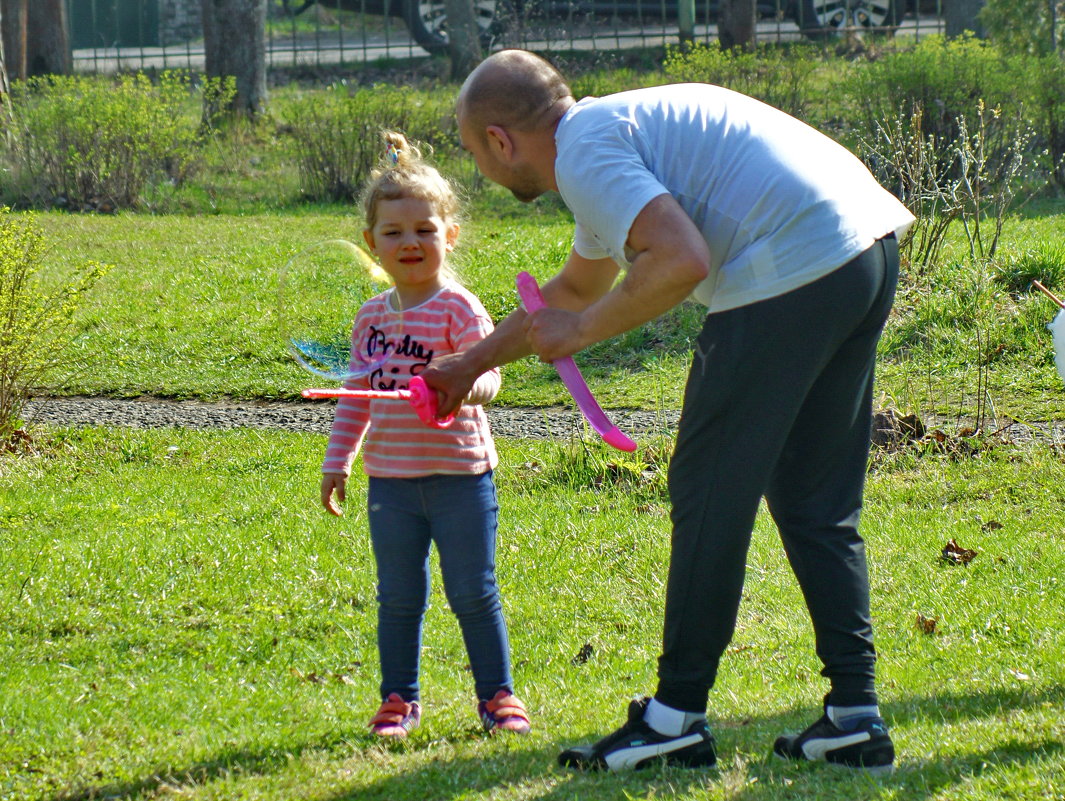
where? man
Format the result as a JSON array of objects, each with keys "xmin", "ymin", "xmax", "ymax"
[{"xmin": 422, "ymin": 49, "xmax": 913, "ymax": 774}]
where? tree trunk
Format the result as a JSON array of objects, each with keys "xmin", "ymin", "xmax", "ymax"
[
  {"xmin": 0, "ymin": 4, "xmax": 9, "ymax": 97},
  {"xmin": 718, "ymin": 0, "xmax": 757, "ymax": 51},
  {"xmin": 0, "ymin": 0, "xmax": 68, "ymax": 79},
  {"xmin": 201, "ymin": 0, "xmax": 268, "ymax": 116},
  {"xmin": 0, "ymin": 0, "xmax": 26, "ymax": 80},
  {"xmin": 444, "ymin": 0, "xmax": 482, "ymax": 80},
  {"xmin": 944, "ymin": 0, "xmax": 986, "ymax": 38},
  {"xmin": 25, "ymin": 0, "xmax": 68, "ymax": 76},
  {"xmin": 678, "ymin": 0, "xmax": 696, "ymax": 46}
]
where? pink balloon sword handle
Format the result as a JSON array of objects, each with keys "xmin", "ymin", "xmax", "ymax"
[
  {"xmin": 516, "ymin": 271, "xmax": 637, "ymax": 452},
  {"xmin": 302, "ymin": 375, "xmax": 455, "ymax": 428}
]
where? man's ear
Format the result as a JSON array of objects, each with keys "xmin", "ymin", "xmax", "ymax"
[{"xmin": 485, "ymin": 125, "xmax": 514, "ymax": 161}]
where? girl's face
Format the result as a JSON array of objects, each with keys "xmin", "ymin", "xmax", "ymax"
[{"xmin": 364, "ymin": 196, "xmax": 458, "ymax": 306}]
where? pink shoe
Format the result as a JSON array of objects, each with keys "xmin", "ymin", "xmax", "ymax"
[
  {"xmin": 478, "ymin": 690, "xmax": 531, "ymax": 734},
  {"xmin": 369, "ymin": 693, "xmax": 421, "ymax": 738}
]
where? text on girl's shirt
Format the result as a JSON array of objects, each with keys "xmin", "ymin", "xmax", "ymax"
[{"xmin": 364, "ymin": 324, "xmax": 434, "ymax": 391}]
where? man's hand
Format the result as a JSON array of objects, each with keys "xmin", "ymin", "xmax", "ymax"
[
  {"xmin": 321, "ymin": 473, "xmax": 347, "ymax": 517},
  {"xmin": 523, "ymin": 307, "xmax": 587, "ymax": 362},
  {"xmin": 419, "ymin": 352, "xmax": 482, "ymax": 418}
]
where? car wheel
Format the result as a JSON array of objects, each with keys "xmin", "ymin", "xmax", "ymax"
[
  {"xmin": 794, "ymin": 0, "xmax": 902, "ymax": 33},
  {"xmin": 404, "ymin": 0, "xmax": 501, "ymax": 54}
]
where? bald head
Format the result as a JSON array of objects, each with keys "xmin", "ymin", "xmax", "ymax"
[{"xmin": 458, "ymin": 50, "xmax": 574, "ymax": 139}]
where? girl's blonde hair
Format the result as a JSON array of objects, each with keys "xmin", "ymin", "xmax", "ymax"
[{"xmin": 362, "ymin": 131, "xmax": 460, "ymax": 231}]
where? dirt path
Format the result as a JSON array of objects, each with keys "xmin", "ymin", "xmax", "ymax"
[
  {"xmin": 24, "ymin": 396, "xmax": 680, "ymax": 441},
  {"xmin": 23, "ymin": 396, "xmax": 1065, "ymax": 448}
]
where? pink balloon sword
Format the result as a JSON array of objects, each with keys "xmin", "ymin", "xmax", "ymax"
[
  {"xmin": 516, "ymin": 271, "xmax": 637, "ymax": 452},
  {"xmin": 302, "ymin": 375, "xmax": 455, "ymax": 428}
]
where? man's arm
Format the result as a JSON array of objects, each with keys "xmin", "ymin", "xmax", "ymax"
[
  {"xmin": 421, "ymin": 250, "xmax": 619, "ymax": 416},
  {"xmin": 524, "ymin": 193, "xmax": 711, "ymax": 361}
]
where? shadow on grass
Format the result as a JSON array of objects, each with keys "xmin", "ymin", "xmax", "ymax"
[
  {"xmin": 42, "ymin": 736, "xmax": 344, "ymax": 801},
  {"xmin": 44, "ymin": 684, "xmax": 1064, "ymax": 801}
]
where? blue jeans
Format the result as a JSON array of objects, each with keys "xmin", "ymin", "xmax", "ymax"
[{"xmin": 367, "ymin": 471, "xmax": 513, "ymax": 702}]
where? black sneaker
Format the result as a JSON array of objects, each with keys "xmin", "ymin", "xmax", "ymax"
[
  {"xmin": 773, "ymin": 710, "xmax": 894, "ymax": 775},
  {"xmin": 558, "ymin": 697, "xmax": 716, "ymax": 771}
]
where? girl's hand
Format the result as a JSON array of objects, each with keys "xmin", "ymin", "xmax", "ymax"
[{"xmin": 321, "ymin": 473, "xmax": 347, "ymax": 517}]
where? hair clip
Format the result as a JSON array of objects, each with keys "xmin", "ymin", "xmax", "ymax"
[{"xmin": 386, "ymin": 143, "xmax": 400, "ymax": 165}]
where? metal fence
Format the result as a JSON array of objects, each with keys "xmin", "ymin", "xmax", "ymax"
[{"xmin": 68, "ymin": 0, "xmax": 946, "ymax": 74}]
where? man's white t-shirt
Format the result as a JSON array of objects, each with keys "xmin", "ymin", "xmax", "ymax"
[{"xmin": 553, "ymin": 84, "xmax": 916, "ymax": 313}]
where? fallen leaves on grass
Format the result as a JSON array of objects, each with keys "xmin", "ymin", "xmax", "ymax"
[
  {"xmin": 1, "ymin": 429, "xmax": 37, "ymax": 455},
  {"xmin": 871, "ymin": 409, "xmax": 925, "ymax": 449},
  {"xmin": 871, "ymin": 410, "xmax": 993, "ymax": 459},
  {"xmin": 290, "ymin": 667, "xmax": 357, "ymax": 685},
  {"xmin": 941, "ymin": 538, "xmax": 979, "ymax": 565},
  {"xmin": 915, "ymin": 613, "xmax": 938, "ymax": 635},
  {"xmin": 571, "ymin": 642, "xmax": 594, "ymax": 665}
]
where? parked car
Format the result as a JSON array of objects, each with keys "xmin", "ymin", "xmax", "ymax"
[{"xmin": 284, "ymin": 0, "xmax": 917, "ymax": 55}]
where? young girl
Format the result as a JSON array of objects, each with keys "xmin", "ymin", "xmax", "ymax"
[{"xmin": 319, "ymin": 132, "xmax": 530, "ymax": 738}]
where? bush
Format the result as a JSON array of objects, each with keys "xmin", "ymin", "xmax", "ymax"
[
  {"xmin": 1, "ymin": 71, "xmax": 213, "ymax": 210},
  {"xmin": 279, "ymin": 84, "xmax": 453, "ymax": 202},
  {"xmin": 857, "ymin": 105, "xmax": 964, "ymax": 272},
  {"xmin": 0, "ymin": 208, "xmax": 110, "ymax": 440},
  {"xmin": 662, "ymin": 41, "xmax": 823, "ymax": 119},
  {"xmin": 1021, "ymin": 52, "xmax": 1065, "ymax": 189},
  {"xmin": 860, "ymin": 101, "xmax": 1036, "ymax": 273},
  {"xmin": 845, "ymin": 35, "xmax": 1022, "ymax": 150},
  {"xmin": 981, "ymin": 0, "xmax": 1065, "ymax": 56}
]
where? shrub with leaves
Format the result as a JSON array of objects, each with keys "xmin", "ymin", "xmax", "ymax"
[
  {"xmin": 280, "ymin": 84, "xmax": 452, "ymax": 202},
  {"xmin": 981, "ymin": 0, "xmax": 1065, "ymax": 56},
  {"xmin": 860, "ymin": 101, "xmax": 1036, "ymax": 273},
  {"xmin": 1022, "ymin": 52, "xmax": 1065, "ymax": 189},
  {"xmin": 845, "ymin": 35, "xmax": 1022, "ymax": 152},
  {"xmin": 1, "ymin": 71, "xmax": 213, "ymax": 210},
  {"xmin": 0, "ymin": 208, "xmax": 110, "ymax": 440},
  {"xmin": 662, "ymin": 41, "xmax": 822, "ymax": 119}
]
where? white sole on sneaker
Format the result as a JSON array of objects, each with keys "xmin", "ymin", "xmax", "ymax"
[
  {"xmin": 800, "ymin": 730, "xmax": 872, "ymax": 761},
  {"xmin": 603, "ymin": 732, "xmax": 708, "ymax": 771}
]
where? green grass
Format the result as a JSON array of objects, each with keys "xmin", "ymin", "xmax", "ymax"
[
  {"xmin": 1, "ymin": 428, "xmax": 1063, "ymax": 800},
  {"xmin": 32, "ymin": 191, "xmax": 1065, "ymax": 421},
  {"xmin": 31, "ymin": 200, "xmax": 700, "ymax": 409}
]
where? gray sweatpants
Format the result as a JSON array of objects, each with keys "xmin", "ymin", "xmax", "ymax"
[{"xmin": 655, "ymin": 234, "xmax": 899, "ymax": 713}]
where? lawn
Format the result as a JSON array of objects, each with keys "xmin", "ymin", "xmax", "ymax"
[
  {"xmin": 29, "ymin": 192, "xmax": 1065, "ymax": 422},
  {"xmin": 1, "ymin": 428, "xmax": 1063, "ymax": 800},
  {"xmin": 5, "ymin": 145, "xmax": 1065, "ymax": 801}
]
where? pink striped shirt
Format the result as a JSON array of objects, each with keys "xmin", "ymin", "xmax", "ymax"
[{"xmin": 322, "ymin": 282, "xmax": 500, "ymax": 478}]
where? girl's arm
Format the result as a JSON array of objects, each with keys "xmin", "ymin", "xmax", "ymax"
[
  {"xmin": 465, "ymin": 367, "xmax": 501, "ymax": 406},
  {"xmin": 451, "ymin": 304, "xmax": 504, "ymax": 407},
  {"xmin": 320, "ymin": 312, "xmax": 374, "ymax": 514},
  {"xmin": 320, "ymin": 399, "xmax": 369, "ymax": 516}
]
